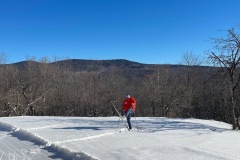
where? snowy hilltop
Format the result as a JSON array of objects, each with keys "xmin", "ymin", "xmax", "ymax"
[{"xmin": 0, "ymin": 116, "xmax": 240, "ymax": 160}]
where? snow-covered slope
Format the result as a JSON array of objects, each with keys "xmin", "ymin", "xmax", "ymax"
[{"xmin": 0, "ymin": 116, "xmax": 239, "ymax": 160}]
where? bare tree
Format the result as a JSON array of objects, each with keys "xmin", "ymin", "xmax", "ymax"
[
  {"xmin": 142, "ymin": 67, "xmax": 185, "ymax": 117},
  {"xmin": 0, "ymin": 65, "xmax": 20, "ymax": 116},
  {"xmin": 180, "ymin": 51, "xmax": 203, "ymax": 66},
  {"xmin": 0, "ymin": 52, "xmax": 7, "ymax": 64},
  {"xmin": 179, "ymin": 51, "xmax": 205, "ymax": 117},
  {"xmin": 100, "ymin": 67, "xmax": 127, "ymax": 116},
  {"xmin": 208, "ymin": 27, "xmax": 240, "ymax": 130}
]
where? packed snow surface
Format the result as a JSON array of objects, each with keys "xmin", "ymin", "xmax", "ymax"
[{"xmin": 0, "ymin": 116, "xmax": 240, "ymax": 160}]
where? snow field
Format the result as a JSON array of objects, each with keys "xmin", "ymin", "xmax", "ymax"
[{"xmin": 0, "ymin": 116, "xmax": 240, "ymax": 160}]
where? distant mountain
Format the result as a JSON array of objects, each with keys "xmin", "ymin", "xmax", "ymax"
[
  {"xmin": 0, "ymin": 59, "xmax": 214, "ymax": 78},
  {"xmin": 2, "ymin": 59, "xmax": 146, "ymax": 70},
  {"xmin": 50, "ymin": 59, "xmax": 150, "ymax": 72}
]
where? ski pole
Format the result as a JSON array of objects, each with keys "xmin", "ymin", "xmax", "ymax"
[
  {"xmin": 111, "ymin": 101, "xmax": 130, "ymax": 131},
  {"xmin": 134, "ymin": 111, "xmax": 143, "ymax": 131}
]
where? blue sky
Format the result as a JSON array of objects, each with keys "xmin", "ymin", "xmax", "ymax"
[{"xmin": 0, "ymin": 0, "xmax": 240, "ymax": 64}]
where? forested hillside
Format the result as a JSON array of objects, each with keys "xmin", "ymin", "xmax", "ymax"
[{"xmin": 0, "ymin": 59, "xmax": 238, "ymax": 127}]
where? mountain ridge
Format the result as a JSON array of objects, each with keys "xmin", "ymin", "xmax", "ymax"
[{"xmin": 0, "ymin": 59, "xmax": 213, "ymax": 76}]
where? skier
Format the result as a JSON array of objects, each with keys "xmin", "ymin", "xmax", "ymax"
[{"xmin": 123, "ymin": 94, "xmax": 136, "ymax": 130}]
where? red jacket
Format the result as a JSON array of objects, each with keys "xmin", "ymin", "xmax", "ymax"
[{"xmin": 123, "ymin": 97, "xmax": 136, "ymax": 112}]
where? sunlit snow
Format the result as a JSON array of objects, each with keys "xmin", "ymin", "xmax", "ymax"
[{"xmin": 0, "ymin": 116, "xmax": 240, "ymax": 160}]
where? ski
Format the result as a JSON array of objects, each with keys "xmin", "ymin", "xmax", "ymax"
[{"xmin": 111, "ymin": 101, "xmax": 130, "ymax": 131}]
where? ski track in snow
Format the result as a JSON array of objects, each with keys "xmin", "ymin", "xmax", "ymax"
[
  {"xmin": 0, "ymin": 118, "xmax": 127, "ymax": 160},
  {"xmin": 54, "ymin": 131, "xmax": 116, "ymax": 144},
  {"xmin": 28, "ymin": 125, "xmax": 60, "ymax": 131},
  {"xmin": 0, "ymin": 125, "xmax": 56, "ymax": 160},
  {"xmin": 0, "ymin": 118, "xmax": 142, "ymax": 160},
  {"xmin": 0, "ymin": 116, "xmax": 240, "ymax": 160},
  {"xmin": 0, "ymin": 121, "xmax": 97, "ymax": 160}
]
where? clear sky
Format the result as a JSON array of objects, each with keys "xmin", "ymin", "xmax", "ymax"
[{"xmin": 0, "ymin": 0, "xmax": 240, "ymax": 64}]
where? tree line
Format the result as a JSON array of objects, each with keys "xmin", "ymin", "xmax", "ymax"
[{"xmin": 0, "ymin": 26, "xmax": 239, "ymax": 130}]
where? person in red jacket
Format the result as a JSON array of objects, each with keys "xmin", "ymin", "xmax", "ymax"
[{"xmin": 123, "ymin": 94, "xmax": 136, "ymax": 130}]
